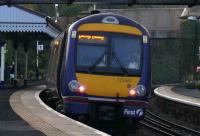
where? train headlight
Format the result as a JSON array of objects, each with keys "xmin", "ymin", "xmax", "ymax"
[
  {"xmin": 129, "ymin": 88, "xmax": 137, "ymax": 97},
  {"xmin": 129, "ymin": 85, "xmax": 146, "ymax": 97},
  {"xmin": 136, "ymin": 85, "xmax": 146, "ymax": 96},
  {"xmin": 68, "ymin": 80, "xmax": 86, "ymax": 94},
  {"xmin": 68, "ymin": 80, "xmax": 80, "ymax": 92}
]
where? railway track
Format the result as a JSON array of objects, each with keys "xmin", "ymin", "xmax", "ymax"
[
  {"xmin": 140, "ymin": 110, "xmax": 200, "ymax": 136},
  {"xmin": 41, "ymin": 88, "xmax": 200, "ymax": 136}
]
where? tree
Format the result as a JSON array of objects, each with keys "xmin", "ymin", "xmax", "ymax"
[{"xmin": 180, "ymin": 20, "xmax": 200, "ymax": 80}]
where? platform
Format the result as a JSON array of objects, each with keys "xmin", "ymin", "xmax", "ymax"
[
  {"xmin": 154, "ymin": 86, "xmax": 200, "ymax": 108},
  {"xmin": 0, "ymin": 88, "xmax": 45, "ymax": 136},
  {"xmin": 2, "ymin": 85, "xmax": 109, "ymax": 136}
]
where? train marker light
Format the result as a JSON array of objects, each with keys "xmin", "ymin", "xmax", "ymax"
[
  {"xmin": 128, "ymin": 85, "xmax": 146, "ymax": 97},
  {"xmin": 129, "ymin": 88, "xmax": 136, "ymax": 97},
  {"xmin": 78, "ymin": 85, "xmax": 86, "ymax": 94}
]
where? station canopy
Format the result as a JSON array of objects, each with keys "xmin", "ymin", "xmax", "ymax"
[
  {"xmin": 0, "ymin": 0, "xmax": 200, "ymax": 7},
  {"xmin": 0, "ymin": 5, "xmax": 61, "ymax": 38}
]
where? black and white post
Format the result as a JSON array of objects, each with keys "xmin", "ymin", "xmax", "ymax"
[{"xmin": 36, "ymin": 40, "xmax": 43, "ymax": 80}]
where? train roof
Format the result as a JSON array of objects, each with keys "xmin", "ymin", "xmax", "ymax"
[{"xmin": 69, "ymin": 13, "xmax": 150, "ymax": 36}]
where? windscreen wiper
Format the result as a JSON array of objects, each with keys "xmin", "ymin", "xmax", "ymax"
[
  {"xmin": 112, "ymin": 51, "xmax": 129, "ymax": 75},
  {"xmin": 88, "ymin": 52, "xmax": 106, "ymax": 73}
]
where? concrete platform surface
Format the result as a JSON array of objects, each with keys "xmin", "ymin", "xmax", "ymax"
[
  {"xmin": 0, "ymin": 89, "xmax": 45, "ymax": 136},
  {"xmin": 9, "ymin": 86, "xmax": 109, "ymax": 136},
  {"xmin": 154, "ymin": 86, "xmax": 200, "ymax": 108}
]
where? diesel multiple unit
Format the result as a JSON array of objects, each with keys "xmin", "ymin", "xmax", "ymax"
[{"xmin": 46, "ymin": 13, "xmax": 151, "ymax": 122}]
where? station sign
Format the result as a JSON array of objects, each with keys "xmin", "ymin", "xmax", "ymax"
[
  {"xmin": 123, "ymin": 106, "xmax": 144, "ymax": 118},
  {"xmin": 37, "ymin": 44, "xmax": 44, "ymax": 51}
]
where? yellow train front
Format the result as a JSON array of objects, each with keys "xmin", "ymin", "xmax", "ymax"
[{"xmin": 48, "ymin": 13, "xmax": 151, "ymax": 121}]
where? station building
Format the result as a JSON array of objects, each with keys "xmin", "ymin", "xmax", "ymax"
[
  {"xmin": 1, "ymin": 5, "xmax": 200, "ymax": 87},
  {"xmin": 0, "ymin": 5, "xmax": 61, "ymax": 87}
]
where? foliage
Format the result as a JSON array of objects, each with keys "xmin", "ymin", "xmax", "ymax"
[
  {"xmin": 22, "ymin": 4, "xmax": 39, "ymax": 11},
  {"xmin": 184, "ymin": 81, "xmax": 195, "ymax": 89},
  {"xmin": 182, "ymin": 75, "xmax": 200, "ymax": 90},
  {"xmin": 3, "ymin": 37, "xmax": 51, "ymax": 80},
  {"xmin": 5, "ymin": 40, "xmax": 14, "ymax": 66},
  {"xmin": 179, "ymin": 20, "xmax": 200, "ymax": 81},
  {"xmin": 151, "ymin": 39, "xmax": 180, "ymax": 84},
  {"xmin": 195, "ymin": 80, "xmax": 200, "ymax": 90},
  {"xmin": 36, "ymin": 4, "xmax": 55, "ymax": 16},
  {"xmin": 25, "ymin": 39, "xmax": 51, "ymax": 80},
  {"xmin": 23, "ymin": 4, "xmax": 89, "ymax": 17},
  {"xmin": 183, "ymin": 80, "xmax": 200, "ymax": 90},
  {"xmin": 59, "ymin": 4, "xmax": 88, "ymax": 17},
  {"xmin": 23, "ymin": 4, "xmax": 130, "ymax": 17}
]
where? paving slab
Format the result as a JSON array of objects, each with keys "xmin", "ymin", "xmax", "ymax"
[{"xmin": 9, "ymin": 86, "xmax": 109, "ymax": 136}]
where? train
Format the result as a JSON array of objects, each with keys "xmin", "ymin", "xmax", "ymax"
[{"xmin": 46, "ymin": 12, "xmax": 151, "ymax": 122}]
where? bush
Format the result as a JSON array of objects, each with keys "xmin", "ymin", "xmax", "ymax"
[
  {"xmin": 184, "ymin": 80, "xmax": 195, "ymax": 89},
  {"xmin": 195, "ymin": 81, "xmax": 200, "ymax": 90},
  {"xmin": 183, "ymin": 80, "xmax": 200, "ymax": 90}
]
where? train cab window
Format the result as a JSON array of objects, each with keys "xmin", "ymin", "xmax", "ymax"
[
  {"xmin": 76, "ymin": 32, "xmax": 142, "ymax": 76},
  {"xmin": 111, "ymin": 37, "xmax": 141, "ymax": 70},
  {"xmin": 77, "ymin": 45, "xmax": 107, "ymax": 67}
]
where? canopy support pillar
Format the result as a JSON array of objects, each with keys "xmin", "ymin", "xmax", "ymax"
[
  {"xmin": 23, "ymin": 37, "xmax": 29, "ymax": 86},
  {"xmin": 13, "ymin": 34, "xmax": 19, "ymax": 87},
  {"xmin": 0, "ymin": 40, "xmax": 5, "ymax": 88}
]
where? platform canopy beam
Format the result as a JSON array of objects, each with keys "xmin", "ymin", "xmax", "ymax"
[{"xmin": 0, "ymin": 0, "xmax": 200, "ymax": 7}]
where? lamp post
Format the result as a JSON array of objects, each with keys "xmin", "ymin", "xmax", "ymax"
[
  {"xmin": 54, "ymin": 4, "xmax": 59, "ymax": 23},
  {"xmin": 93, "ymin": 4, "xmax": 96, "ymax": 10}
]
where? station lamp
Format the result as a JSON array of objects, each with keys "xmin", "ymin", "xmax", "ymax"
[{"xmin": 54, "ymin": 4, "xmax": 59, "ymax": 23}]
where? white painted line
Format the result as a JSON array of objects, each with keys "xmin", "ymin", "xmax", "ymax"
[
  {"xmin": 95, "ymin": 130, "xmax": 110, "ymax": 136},
  {"xmin": 154, "ymin": 87, "xmax": 200, "ymax": 108},
  {"xmin": 34, "ymin": 90, "xmax": 110, "ymax": 136}
]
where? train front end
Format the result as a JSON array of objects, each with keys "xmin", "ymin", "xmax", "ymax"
[{"xmin": 61, "ymin": 13, "xmax": 151, "ymax": 121}]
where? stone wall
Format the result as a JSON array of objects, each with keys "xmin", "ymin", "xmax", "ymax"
[{"xmin": 100, "ymin": 8, "xmax": 184, "ymax": 38}]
